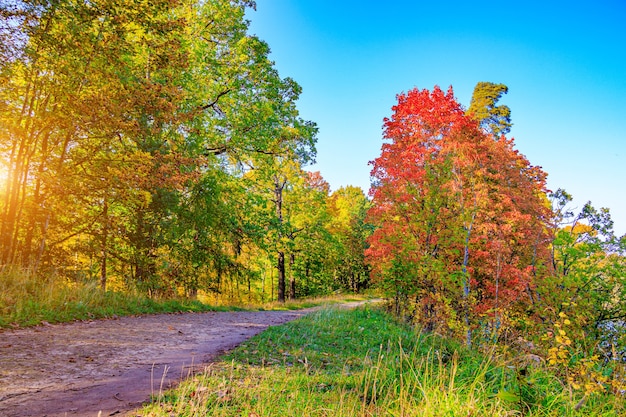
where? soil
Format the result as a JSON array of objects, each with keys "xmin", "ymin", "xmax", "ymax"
[{"xmin": 0, "ymin": 306, "xmax": 327, "ymax": 417}]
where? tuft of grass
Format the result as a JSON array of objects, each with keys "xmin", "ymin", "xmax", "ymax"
[{"xmin": 139, "ymin": 306, "xmax": 624, "ymax": 417}]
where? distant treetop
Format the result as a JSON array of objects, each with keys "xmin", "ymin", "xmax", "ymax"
[{"xmin": 467, "ymin": 82, "xmax": 512, "ymax": 137}]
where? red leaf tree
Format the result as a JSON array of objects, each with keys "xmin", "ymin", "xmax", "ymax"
[{"xmin": 367, "ymin": 86, "xmax": 550, "ymax": 342}]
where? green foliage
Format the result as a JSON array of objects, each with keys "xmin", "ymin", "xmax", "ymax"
[
  {"xmin": 526, "ymin": 190, "xmax": 626, "ymax": 398},
  {"xmin": 0, "ymin": 0, "xmax": 367, "ymax": 304},
  {"xmin": 328, "ymin": 186, "xmax": 372, "ymax": 293},
  {"xmin": 467, "ymin": 81, "xmax": 512, "ymax": 137}
]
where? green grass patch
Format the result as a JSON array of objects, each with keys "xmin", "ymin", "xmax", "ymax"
[{"xmin": 140, "ymin": 307, "xmax": 625, "ymax": 417}]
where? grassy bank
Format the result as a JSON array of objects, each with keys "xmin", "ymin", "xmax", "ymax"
[
  {"xmin": 140, "ymin": 307, "xmax": 624, "ymax": 417},
  {"xmin": 0, "ymin": 268, "xmax": 368, "ymax": 328},
  {"xmin": 0, "ymin": 268, "xmax": 220, "ymax": 328}
]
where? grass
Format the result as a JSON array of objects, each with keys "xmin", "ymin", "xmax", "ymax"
[
  {"xmin": 255, "ymin": 294, "xmax": 371, "ymax": 311},
  {"xmin": 3, "ymin": 267, "xmax": 621, "ymax": 415},
  {"xmin": 0, "ymin": 267, "xmax": 372, "ymax": 328},
  {"xmin": 139, "ymin": 306, "xmax": 624, "ymax": 417},
  {"xmin": 0, "ymin": 268, "xmax": 219, "ymax": 328}
]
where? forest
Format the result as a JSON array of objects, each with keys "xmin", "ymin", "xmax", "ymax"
[
  {"xmin": 1, "ymin": 0, "xmax": 625, "ymax": 408},
  {"xmin": 0, "ymin": 0, "xmax": 370, "ymax": 303}
]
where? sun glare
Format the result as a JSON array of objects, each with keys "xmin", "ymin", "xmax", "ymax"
[{"xmin": 0, "ymin": 162, "xmax": 9, "ymax": 190}]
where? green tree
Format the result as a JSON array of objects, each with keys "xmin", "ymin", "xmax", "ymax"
[
  {"xmin": 246, "ymin": 158, "xmax": 315, "ymax": 302},
  {"xmin": 531, "ymin": 190, "xmax": 626, "ymax": 396},
  {"xmin": 328, "ymin": 186, "xmax": 371, "ymax": 293},
  {"xmin": 467, "ymin": 82, "xmax": 512, "ymax": 137},
  {"xmin": 543, "ymin": 190, "xmax": 626, "ymax": 354},
  {"xmin": 0, "ymin": 0, "xmax": 318, "ymax": 301},
  {"xmin": 0, "ymin": 0, "xmax": 190, "ymax": 280}
]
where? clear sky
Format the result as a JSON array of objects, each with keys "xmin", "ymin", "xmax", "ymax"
[{"xmin": 246, "ymin": 0, "xmax": 626, "ymax": 236}]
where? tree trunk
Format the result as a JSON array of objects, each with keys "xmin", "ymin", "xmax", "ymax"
[
  {"xmin": 462, "ymin": 212, "xmax": 476, "ymax": 348},
  {"xmin": 21, "ymin": 129, "xmax": 49, "ymax": 266},
  {"xmin": 289, "ymin": 252, "xmax": 296, "ymax": 300},
  {"xmin": 100, "ymin": 199, "xmax": 108, "ymax": 291},
  {"xmin": 277, "ymin": 250, "xmax": 286, "ymax": 302},
  {"xmin": 274, "ymin": 176, "xmax": 286, "ymax": 302}
]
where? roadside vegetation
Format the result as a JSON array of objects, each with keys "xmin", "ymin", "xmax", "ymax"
[
  {"xmin": 140, "ymin": 306, "xmax": 624, "ymax": 416},
  {"xmin": 0, "ymin": 267, "xmax": 368, "ymax": 328},
  {"xmin": 0, "ymin": 267, "xmax": 210, "ymax": 328}
]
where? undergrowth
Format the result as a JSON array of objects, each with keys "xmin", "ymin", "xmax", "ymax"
[
  {"xmin": 140, "ymin": 307, "xmax": 624, "ymax": 416},
  {"xmin": 0, "ymin": 268, "xmax": 369, "ymax": 328},
  {"xmin": 0, "ymin": 268, "xmax": 220, "ymax": 328}
]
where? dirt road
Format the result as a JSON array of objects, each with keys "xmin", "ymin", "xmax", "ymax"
[{"xmin": 0, "ymin": 308, "xmax": 319, "ymax": 417}]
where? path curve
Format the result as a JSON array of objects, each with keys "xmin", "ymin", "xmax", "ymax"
[{"xmin": 0, "ymin": 308, "xmax": 321, "ymax": 417}]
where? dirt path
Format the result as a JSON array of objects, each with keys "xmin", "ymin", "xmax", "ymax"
[{"xmin": 0, "ymin": 308, "xmax": 322, "ymax": 417}]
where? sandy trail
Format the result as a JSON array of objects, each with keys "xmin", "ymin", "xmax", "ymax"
[{"xmin": 0, "ymin": 308, "xmax": 319, "ymax": 417}]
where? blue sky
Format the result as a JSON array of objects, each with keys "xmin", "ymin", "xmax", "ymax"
[{"xmin": 246, "ymin": 1, "xmax": 626, "ymax": 236}]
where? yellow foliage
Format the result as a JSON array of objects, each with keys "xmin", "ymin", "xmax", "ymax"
[
  {"xmin": 563, "ymin": 223, "xmax": 597, "ymax": 237},
  {"xmin": 542, "ymin": 312, "xmax": 621, "ymax": 397}
]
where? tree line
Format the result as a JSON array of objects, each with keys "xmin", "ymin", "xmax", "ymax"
[{"xmin": 0, "ymin": 0, "xmax": 370, "ymax": 302}]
